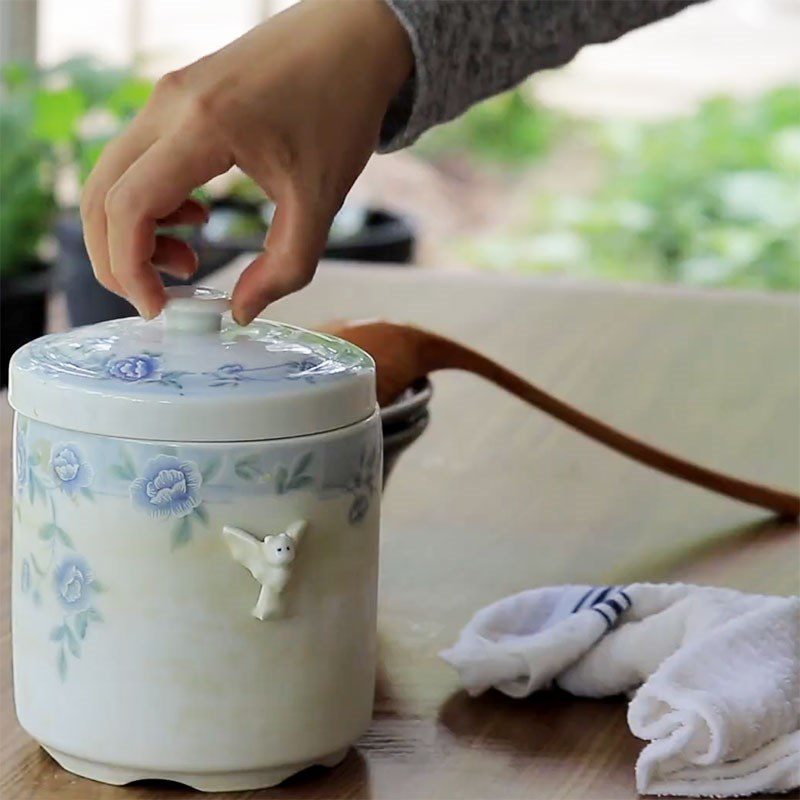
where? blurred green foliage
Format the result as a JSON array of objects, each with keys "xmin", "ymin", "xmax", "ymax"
[
  {"xmin": 1, "ymin": 57, "xmax": 152, "ymax": 277},
  {"xmin": 1, "ymin": 63, "xmax": 56, "ymax": 277},
  {"xmin": 2, "ymin": 53, "xmax": 797, "ymax": 295},
  {"xmin": 414, "ymin": 87, "xmax": 560, "ymax": 164},
  {"xmin": 457, "ymin": 86, "xmax": 800, "ymax": 291}
]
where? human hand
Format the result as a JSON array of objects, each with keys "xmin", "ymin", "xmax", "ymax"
[{"xmin": 80, "ymin": 0, "xmax": 412, "ymax": 324}]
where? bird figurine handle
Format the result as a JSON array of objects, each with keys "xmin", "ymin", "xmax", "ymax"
[{"xmin": 222, "ymin": 520, "xmax": 307, "ymax": 621}]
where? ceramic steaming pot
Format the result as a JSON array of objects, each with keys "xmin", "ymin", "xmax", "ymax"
[{"xmin": 9, "ymin": 287, "xmax": 382, "ymax": 791}]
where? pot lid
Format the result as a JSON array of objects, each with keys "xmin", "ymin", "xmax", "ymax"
[{"xmin": 9, "ymin": 287, "xmax": 376, "ymax": 442}]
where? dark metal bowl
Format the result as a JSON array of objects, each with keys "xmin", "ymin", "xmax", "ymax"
[{"xmin": 379, "ymin": 378, "xmax": 432, "ymax": 486}]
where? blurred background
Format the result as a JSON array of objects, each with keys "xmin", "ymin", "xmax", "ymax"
[{"xmin": 2, "ymin": 0, "xmax": 799, "ymax": 383}]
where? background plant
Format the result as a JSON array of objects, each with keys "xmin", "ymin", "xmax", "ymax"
[
  {"xmin": 414, "ymin": 86, "xmax": 562, "ymax": 165},
  {"xmin": 457, "ymin": 86, "xmax": 800, "ymax": 291},
  {"xmin": 1, "ymin": 57, "xmax": 152, "ymax": 277}
]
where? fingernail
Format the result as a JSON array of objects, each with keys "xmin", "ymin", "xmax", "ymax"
[
  {"xmin": 131, "ymin": 299, "xmax": 148, "ymax": 319},
  {"xmin": 233, "ymin": 308, "xmax": 254, "ymax": 327},
  {"xmin": 137, "ymin": 304, "xmax": 156, "ymax": 321},
  {"xmin": 134, "ymin": 297, "xmax": 161, "ymax": 320}
]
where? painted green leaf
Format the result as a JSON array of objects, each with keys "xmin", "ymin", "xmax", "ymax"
[
  {"xmin": 30, "ymin": 474, "xmax": 49, "ymax": 506},
  {"xmin": 171, "ymin": 517, "xmax": 193, "ymax": 549},
  {"xmin": 30, "ymin": 554, "xmax": 46, "ymax": 576},
  {"xmin": 80, "ymin": 487, "xmax": 95, "ymax": 502},
  {"xmin": 50, "ymin": 625, "xmax": 65, "ymax": 642},
  {"xmin": 75, "ymin": 612, "xmax": 88, "ymax": 639},
  {"xmin": 110, "ymin": 464, "xmax": 134, "ymax": 481},
  {"xmin": 87, "ymin": 607, "xmax": 104, "ymax": 622},
  {"xmin": 57, "ymin": 649, "xmax": 68, "ymax": 681},
  {"xmin": 288, "ymin": 475, "xmax": 314, "ymax": 491},
  {"xmin": 32, "ymin": 440, "xmax": 51, "ymax": 465},
  {"xmin": 201, "ymin": 456, "xmax": 222, "ymax": 483},
  {"xmin": 234, "ymin": 456, "xmax": 262, "ymax": 481},
  {"xmin": 56, "ymin": 527, "xmax": 74, "ymax": 549},
  {"xmin": 119, "ymin": 448, "xmax": 137, "ymax": 479},
  {"xmin": 39, "ymin": 523, "xmax": 58, "ymax": 541},
  {"xmin": 291, "ymin": 452, "xmax": 313, "ymax": 481},
  {"xmin": 91, "ymin": 580, "xmax": 107, "ymax": 594},
  {"xmin": 64, "ymin": 624, "xmax": 81, "ymax": 657},
  {"xmin": 275, "ymin": 466, "xmax": 288, "ymax": 495},
  {"xmin": 193, "ymin": 505, "xmax": 209, "ymax": 526}
]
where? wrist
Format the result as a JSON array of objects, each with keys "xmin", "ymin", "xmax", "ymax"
[
  {"xmin": 311, "ymin": 0, "xmax": 411, "ymax": 102},
  {"xmin": 361, "ymin": 0, "xmax": 414, "ymax": 96}
]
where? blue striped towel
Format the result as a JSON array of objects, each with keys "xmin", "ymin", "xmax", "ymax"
[{"xmin": 440, "ymin": 582, "xmax": 799, "ymax": 797}]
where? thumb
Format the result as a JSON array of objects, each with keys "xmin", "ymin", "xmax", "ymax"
[{"xmin": 231, "ymin": 191, "xmax": 331, "ymax": 325}]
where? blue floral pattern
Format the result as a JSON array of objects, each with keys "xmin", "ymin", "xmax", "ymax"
[
  {"xmin": 16, "ymin": 432, "xmax": 105, "ymax": 681},
  {"xmin": 106, "ymin": 354, "xmax": 160, "ymax": 382},
  {"xmin": 345, "ymin": 445, "xmax": 379, "ymax": 524},
  {"xmin": 17, "ymin": 415, "xmax": 380, "ymax": 555},
  {"xmin": 130, "ymin": 455, "xmax": 202, "ymax": 519},
  {"xmin": 13, "ymin": 412, "xmax": 381, "ymax": 678},
  {"xmin": 50, "ymin": 443, "xmax": 94, "ymax": 496},
  {"xmin": 54, "ymin": 557, "xmax": 94, "ymax": 611},
  {"xmin": 207, "ymin": 358, "xmax": 326, "ymax": 388},
  {"xmin": 17, "ymin": 313, "xmax": 371, "ymax": 397}
]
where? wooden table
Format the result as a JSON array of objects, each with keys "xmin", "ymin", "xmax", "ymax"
[{"xmin": 2, "ymin": 263, "xmax": 798, "ymax": 799}]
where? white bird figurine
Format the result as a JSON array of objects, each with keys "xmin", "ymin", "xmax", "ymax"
[{"xmin": 222, "ymin": 520, "xmax": 307, "ymax": 620}]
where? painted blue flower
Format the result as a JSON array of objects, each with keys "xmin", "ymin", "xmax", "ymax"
[
  {"xmin": 21, "ymin": 559, "xmax": 31, "ymax": 593},
  {"xmin": 106, "ymin": 354, "xmax": 160, "ymax": 382},
  {"xmin": 50, "ymin": 443, "xmax": 94, "ymax": 495},
  {"xmin": 130, "ymin": 455, "xmax": 202, "ymax": 519},
  {"xmin": 215, "ymin": 363, "xmax": 245, "ymax": 378},
  {"xmin": 15, "ymin": 433, "xmax": 28, "ymax": 495},
  {"xmin": 54, "ymin": 557, "xmax": 94, "ymax": 611}
]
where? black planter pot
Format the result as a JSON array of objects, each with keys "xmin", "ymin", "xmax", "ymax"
[
  {"xmin": 57, "ymin": 200, "xmax": 416, "ymax": 328},
  {"xmin": 200, "ymin": 198, "xmax": 416, "ymax": 267},
  {"xmin": 55, "ymin": 213, "xmax": 232, "ymax": 328},
  {"xmin": 1, "ymin": 263, "xmax": 52, "ymax": 389}
]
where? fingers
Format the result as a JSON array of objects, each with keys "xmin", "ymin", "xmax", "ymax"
[
  {"xmin": 81, "ymin": 118, "xmax": 158, "ymax": 297},
  {"xmin": 230, "ymin": 190, "xmax": 331, "ymax": 325},
  {"xmin": 152, "ymin": 236, "xmax": 199, "ymax": 279},
  {"xmin": 158, "ymin": 198, "xmax": 209, "ymax": 227},
  {"xmin": 105, "ymin": 132, "xmax": 232, "ymax": 318}
]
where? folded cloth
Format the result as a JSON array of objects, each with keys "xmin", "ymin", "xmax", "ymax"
[{"xmin": 440, "ymin": 583, "xmax": 800, "ymax": 797}]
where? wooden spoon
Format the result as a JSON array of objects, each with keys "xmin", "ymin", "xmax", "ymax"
[{"xmin": 322, "ymin": 319, "xmax": 799, "ymax": 519}]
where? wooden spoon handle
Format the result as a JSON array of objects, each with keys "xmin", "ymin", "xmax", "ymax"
[{"xmin": 422, "ymin": 332, "xmax": 800, "ymax": 518}]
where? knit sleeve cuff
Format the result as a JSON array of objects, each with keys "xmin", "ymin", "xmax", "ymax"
[{"xmin": 378, "ymin": 0, "xmax": 433, "ymax": 152}]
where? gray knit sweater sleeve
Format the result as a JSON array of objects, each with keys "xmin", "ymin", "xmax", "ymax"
[{"xmin": 379, "ymin": 0, "xmax": 702, "ymax": 151}]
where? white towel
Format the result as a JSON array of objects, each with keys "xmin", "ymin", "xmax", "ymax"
[{"xmin": 440, "ymin": 583, "xmax": 800, "ymax": 797}]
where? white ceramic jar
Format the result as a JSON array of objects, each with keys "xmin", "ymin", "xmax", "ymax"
[{"xmin": 9, "ymin": 288, "xmax": 382, "ymax": 791}]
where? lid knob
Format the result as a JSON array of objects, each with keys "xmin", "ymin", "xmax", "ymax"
[{"xmin": 162, "ymin": 286, "xmax": 231, "ymax": 333}]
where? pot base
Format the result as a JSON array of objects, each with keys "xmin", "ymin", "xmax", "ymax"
[{"xmin": 42, "ymin": 745, "xmax": 350, "ymax": 791}]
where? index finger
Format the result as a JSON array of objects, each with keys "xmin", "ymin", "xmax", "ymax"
[
  {"xmin": 81, "ymin": 116, "xmax": 157, "ymax": 296},
  {"xmin": 105, "ymin": 131, "xmax": 233, "ymax": 318}
]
